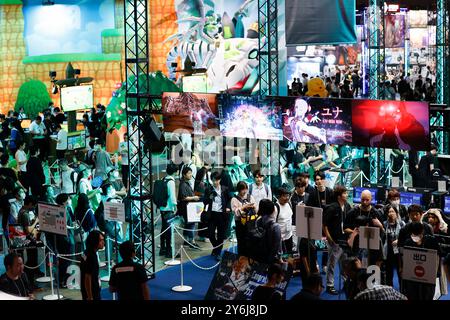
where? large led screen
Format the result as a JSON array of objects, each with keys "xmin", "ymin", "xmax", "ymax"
[
  {"xmin": 272, "ymin": 97, "xmax": 352, "ymax": 145},
  {"xmin": 219, "ymin": 97, "xmax": 283, "ymax": 140},
  {"xmin": 162, "ymin": 92, "xmax": 219, "ymax": 135},
  {"xmin": 352, "ymin": 100, "xmax": 430, "ymax": 151}
]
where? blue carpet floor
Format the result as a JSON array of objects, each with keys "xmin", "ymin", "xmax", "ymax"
[{"xmin": 101, "ymin": 251, "xmax": 450, "ymax": 300}]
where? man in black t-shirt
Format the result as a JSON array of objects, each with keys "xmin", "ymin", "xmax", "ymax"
[
  {"xmin": 0, "ymin": 252, "xmax": 33, "ymax": 299},
  {"xmin": 306, "ymin": 171, "xmax": 333, "ymax": 209},
  {"xmin": 80, "ymin": 230, "xmax": 105, "ymax": 300},
  {"xmin": 109, "ymin": 241, "xmax": 149, "ymax": 300}
]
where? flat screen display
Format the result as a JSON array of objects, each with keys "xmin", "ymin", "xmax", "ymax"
[
  {"xmin": 162, "ymin": 92, "xmax": 218, "ymax": 135},
  {"xmin": 60, "ymin": 85, "xmax": 94, "ymax": 112},
  {"xmin": 352, "ymin": 100, "xmax": 430, "ymax": 151},
  {"xmin": 444, "ymin": 196, "xmax": 450, "ymax": 214},
  {"xmin": 219, "ymin": 97, "xmax": 283, "ymax": 140},
  {"xmin": 353, "ymin": 187, "xmax": 377, "ymax": 204},
  {"xmin": 400, "ymin": 192, "xmax": 423, "ymax": 207},
  {"xmin": 274, "ymin": 97, "xmax": 352, "ymax": 145},
  {"xmin": 67, "ymin": 130, "xmax": 86, "ymax": 150}
]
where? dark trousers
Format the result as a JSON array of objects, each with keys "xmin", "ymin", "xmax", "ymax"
[
  {"xmin": 235, "ymin": 221, "xmax": 247, "ymax": 256},
  {"xmin": 56, "ymin": 149, "xmax": 66, "ymax": 159},
  {"xmin": 282, "ymin": 237, "xmax": 293, "ymax": 254},
  {"xmin": 198, "ymin": 221, "xmax": 209, "ymax": 239},
  {"xmin": 384, "ymin": 253, "xmax": 400, "ymax": 287},
  {"xmin": 121, "ymin": 165, "xmax": 129, "ymax": 189},
  {"xmin": 208, "ymin": 211, "xmax": 226, "ymax": 256},
  {"xmin": 18, "ymin": 171, "xmax": 28, "ymax": 191},
  {"xmin": 32, "ymin": 138, "xmax": 46, "ymax": 161},
  {"xmin": 160, "ymin": 211, "xmax": 173, "ymax": 253}
]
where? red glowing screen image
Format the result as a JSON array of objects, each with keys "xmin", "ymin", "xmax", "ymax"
[{"xmin": 352, "ymin": 100, "xmax": 430, "ymax": 151}]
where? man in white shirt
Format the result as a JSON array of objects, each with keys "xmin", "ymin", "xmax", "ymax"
[
  {"xmin": 59, "ymin": 159, "xmax": 77, "ymax": 194},
  {"xmin": 53, "ymin": 124, "xmax": 67, "ymax": 159},
  {"xmin": 274, "ymin": 187, "xmax": 294, "ymax": 254},
  {"xmin": 29, "ymin": 116, "xmax": 47, "ymax": 161},
  {"xmin": 15, "ymin": 141, "xmax": 28, "ymax": 189},
  {"xmin": 248, "ymin": 170, "xmax": 272, "ymax": 210}
]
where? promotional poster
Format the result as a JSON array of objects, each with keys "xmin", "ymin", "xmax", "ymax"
[
  {"xmin": 352, "ymin": 100, "xmax": 430, "ymax": 151},
  {"xmin": 205, "ymin": 252, "xmax": 292, "ymax": 300},
  {"xmin": 162, "ymin": 92, "xmax": 219, "ymax": 134},
  {"xmin": 220, "ymin": 97, "xmax": 283, "ymax": 140},
  {"xmin": 276, "ymin": 97, "xmax": 352, "ymax": 145},
  {"xmin": 385, "ymin": 14, "xmax": 405, "ymax": 48}
]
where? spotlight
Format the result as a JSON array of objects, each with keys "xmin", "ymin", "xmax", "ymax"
[
  {"xmin": 49, "ymin": 71, "xmax": 57, "ymax": 78},
  {"xmin": 74, "ymin": 69, "xmax": 81, "ymax": 76}
]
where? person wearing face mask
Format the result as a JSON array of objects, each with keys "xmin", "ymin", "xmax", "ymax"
[
  {"xmin": 402, "ymin": 222, "xmax": 441, "ymax": 300},
  {"xmin": 9, "ymin": 187, "xmax": 26, "ymax": 225},
  {"xmin": 385, "ymin": 189, "xmax": 408, "ymax": 222},
  {"xmin": 382, "ymin": 205, "xmax": 405, "ymax": 287}
]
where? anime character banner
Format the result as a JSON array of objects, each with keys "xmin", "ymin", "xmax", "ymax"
[
  {"xmin": 385, "ymin": 14, "xmax": 405, "ymax": 48},
  {"xmin": 220, "ymin": 95, "xmax": 284, "ymax": 140},
  {"xmin": 205, "ymin": 252, "xmax": 292, "ymax": 300},
  {"xmin": 352, "ymin": 100, "xmax": 430, "ymax": 151},
  {"xmin": 165, "ymin": 0, "xmax": 260, "ymax": 93},
  {"xmin": 162, "ymin": 92, "xmax": 219, "ymax": 134},
  {"xmin": 273, "ymin": 97, "xmax": 352, "ymax": 145}
]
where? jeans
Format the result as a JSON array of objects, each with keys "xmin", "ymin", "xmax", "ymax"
[{"xmin": 326, "ymin": 241, "xmax": 343, "ymax": 287}]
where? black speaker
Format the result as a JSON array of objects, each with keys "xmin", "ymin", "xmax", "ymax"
[{"xmin": 139, "ymin": 118, "xmax": 162, "ymax": 143}]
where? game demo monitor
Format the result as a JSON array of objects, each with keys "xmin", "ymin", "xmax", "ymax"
[
  {"xmin": 61, "ymin": 85, "xmax": 94, "ymax": 112},
  {"xmin": 67, "ymin": 131, "xmax": 86, "ymax": 150},
  {"xmin": 400, "ymin": 192, "xmax": 423, "ymax": 207},
  {"xmin": 444, "ymin": 196, "xmax": 450, "ymax": 215},
  {"xmin": 353, "ymin": 187, "xmax": 377, "ymax": 204}
]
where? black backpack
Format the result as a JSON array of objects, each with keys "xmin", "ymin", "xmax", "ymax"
[
  {"xmin": 244, "ymin": 217, "xmax": 274, "ymax": 263},
  {"xmin": 153, "ymin": 177, "xmax": 171, "ymax": 208}
]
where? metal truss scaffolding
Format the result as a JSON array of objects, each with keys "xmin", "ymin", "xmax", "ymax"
[
  {"xmin": 258, "ymin": 0, "xmax": 279, "ymax": 98},
  {"xmin": 124, "ymin": 0, "xmax": 156, "ymax": 278},
  {"xmin": 434, "ymin": 0, "xmax": 450, "ymax": 154},
  {"xmin": 368, "ymin": 0, "xmax": 386, "ymax": 184}
]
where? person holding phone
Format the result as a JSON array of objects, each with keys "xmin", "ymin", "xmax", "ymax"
[{"xmin": 178, "ymin": 166, "xmax": 200, "ymax": 249}]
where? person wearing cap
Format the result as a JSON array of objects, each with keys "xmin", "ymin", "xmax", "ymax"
[{"xmin": 402, "ymin": 222, "xmax": 441, "ymax": 300}]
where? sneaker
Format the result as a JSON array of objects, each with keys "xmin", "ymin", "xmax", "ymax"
[{"xmin": 326, "ymin": 286, "xmax": 338, "ymax": 295}]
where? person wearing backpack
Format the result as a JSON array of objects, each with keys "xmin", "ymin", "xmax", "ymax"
[
  {"xmin": 274, "ymin": 187, "xmax": 294, "ymax": 254},
  {"xmin": 155, "ymin": 163, "xmax": 178, "ymax": 258},
  {"xmin": 231, "ymin": 181, "xmax": 257, "ymax": 256},
  {"xmin": 247, "ymin": 199, "xmax": 282, "ymax": 264},
  {"xmin": 248, "ymin": 170, "xmax": 272, "ymax": 210}
]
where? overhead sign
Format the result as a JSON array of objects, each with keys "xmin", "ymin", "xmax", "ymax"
[
  {"xmin": 104, "ymin": 202, "xmax": 126, "ymax": 223},
  {"xmin": 38, "ymin": 202, "xmax": 67, "ymax": 237},
  {"xmin": 402, "ymin": 246, "xmax": 438, "ymax": 285}
]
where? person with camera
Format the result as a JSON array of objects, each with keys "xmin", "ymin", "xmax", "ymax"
[
  {"xmin": 323, "ymin": 185, "xmax": 352, "ymax": 295},
  {"xmin": 231, "ymin": 181, "xmax": 257, "ymax": 256},
  {"xmin": 203, "ymin": 171, "xmax": 231, "ymax": 260}
]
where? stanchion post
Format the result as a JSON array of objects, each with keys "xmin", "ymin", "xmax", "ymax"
[
  {"xmin": 53, "ymin": 235, "xmax": 61, "ymax": 300},
  {"xmin": 171, "ymin": 245, "xmax": 192, "ymax": 292},
  {"xmin": 165, "ymin": 223, "xmax": 180, "ymax": 266}
]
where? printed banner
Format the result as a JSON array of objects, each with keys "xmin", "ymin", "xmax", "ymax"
[
  {"xmin": 38, "ymin": 202, "xmax": 67, "ymax": 236},
  {"xmin": 205, "ymin": 252, "xmax": 292, "ymax": 300}
]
